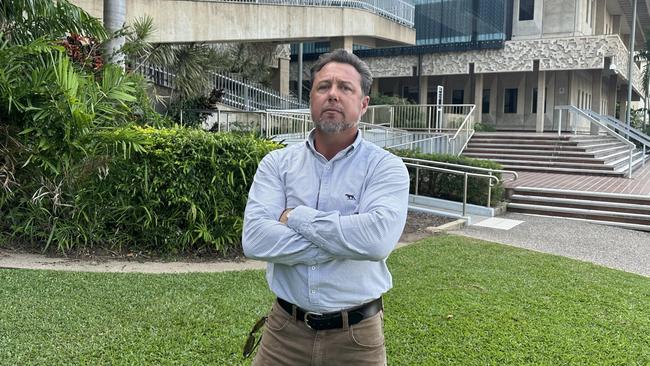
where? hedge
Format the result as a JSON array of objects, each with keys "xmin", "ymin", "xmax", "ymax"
[
  {"xmin": 390, "ymin": 149, "xmax": 505, "ymax": 206},
  {"xmin": 1, "ymin": 126, "xmax": 280, "ymax": 256}
]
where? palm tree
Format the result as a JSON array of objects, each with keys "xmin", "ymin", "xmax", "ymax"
[
  {"xmin": 103, "ymin": 0, "xmax": 126, "ymax": 66},
  {"xmin": 0, "ymin": 0, "xmax": 106, "ymax": 45}
]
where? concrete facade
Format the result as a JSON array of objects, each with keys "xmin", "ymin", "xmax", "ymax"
[
  {"xmin": 71, "ymin": 0, "xmax": 415, "ymax": 45},
  {"xmin": 290, "ymin": 0, "xmax": 649, "ymax": 132}
]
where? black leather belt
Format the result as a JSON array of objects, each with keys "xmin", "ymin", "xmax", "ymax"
[{"xmin": 277, "ymin": 297, "xmax": 383, "ymax": 331}]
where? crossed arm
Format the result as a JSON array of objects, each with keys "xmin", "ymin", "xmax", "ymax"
[{"xmin": 242, "ymin": 154, "xmax": 410, "ymax": 266}]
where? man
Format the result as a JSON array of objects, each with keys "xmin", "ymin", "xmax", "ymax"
[{"xmin": 242, "ymin": 49, "xmax": 410, "ymax": 365}]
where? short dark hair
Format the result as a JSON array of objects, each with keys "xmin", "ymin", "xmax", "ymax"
[{"xmin": 310, "ymin": 49, "xmax": 373, "ymax": 96}]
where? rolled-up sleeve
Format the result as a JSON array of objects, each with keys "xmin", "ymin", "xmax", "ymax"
[
  {"xmin": 242, "ymin": 153, "xmax": 335, "ymax": 266},
  {"xmin": 287, "ymin": 156, "xmax": 409, "ymax": 261}
]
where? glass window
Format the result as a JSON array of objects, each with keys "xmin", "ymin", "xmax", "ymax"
[
  {"xmin": 519, "ymin": 0, "xmax": 534, "ymax": 21},
  {"xmin": 452, "ymin": 89, "xmax": 465, "ymax": 104},
  {"xmin": 504, "ymin": 88, "xmax": 518, "ymax": 113},
  {"xmin": 482, "ymin": 89, "xmax": 490, "ymax": 113}
]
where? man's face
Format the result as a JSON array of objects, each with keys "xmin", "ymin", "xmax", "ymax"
[{"xmin": 310, "ymin": 62, "xmax": 370, "ymax": 134}]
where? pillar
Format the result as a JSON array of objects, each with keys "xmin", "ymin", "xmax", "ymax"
[
  {"xmin": 594, "ymin": 0, "xmax": 606, "ymax": 35},
  {"xmin": 591, "ymin": 69, "xmax": 603, "ymax": 134},
  {"xmin": 490, "ymin": 76, "xmax": 498, "ymax": 125},
  {"xmin": 608, "ymin": 75, "xmax": 618, "ymax": 117},
  {"xmin": 330, "ymin": 37, "xmax": 353, "ymax": 52},
  {"xmin": 536, "ymin": 70, "xmax": 546, "ymax": 132},
  {"xmin": 419, "ymin": 76, "xmax": 429, "ymax": 105},
  {"xmin": 371, "ymin": 79, "xmax": 380, "ymax": 97},
  {"xmin": 474, "ymin": 73, "xmax": 484, "ymax": 124},
  {"xmin": 272, "ymin": 57, "xmax": 290, "ymax": 96}
]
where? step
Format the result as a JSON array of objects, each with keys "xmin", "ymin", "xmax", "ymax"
[
  {"xmin": 467, "ymin": 143, "xmax": 585, "ymax": 151},
  {"xmin": 581, "ymin": 141, "xmax": 626, "ymax": 150},
  {"xmin": 507, "ymin": 203, "xmax": 650, "ymax": 226},
  {"xmin": 509, "ymin": 194, "xmax": 650, "ymax": 215},
  {"xmin": 510, "ymin": 187, "xmax": 650, "ymax": 205},
  {"xmin": 469, "ymin": 138, "xmax": 577, "ymax": 146},
  {"xmin": 484, "ymin": 159, "xmax": 613, "ymax": 170},
  {"xmin": 499, "ymin": 165, "xmax": 625, "ymax": 176},
  {"xmin": 472, "ymin": 133, "xmax": 572, "ymax": 140},
  {"xmin": 463, "ymin": 152, "xmax": 604, "ymax": 164},
  {"xmin": 463, "ymin": 148, "xmax": 596, "ymax": 157},
  {"xmin": 507, "ymin": 212, "xmax": 650, "ymax": 232}
]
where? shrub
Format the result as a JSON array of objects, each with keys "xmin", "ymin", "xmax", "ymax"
[
  {"xmin": 474, "ymin": 122, "xmax": 497, "ymax": 132},
  {"xmin": 2, "ymin": 126, "xmax": 280, "ymax": 255},
  {"xmin": 390, "ymin": 149, "xmax": 505, "ymax": 206}
]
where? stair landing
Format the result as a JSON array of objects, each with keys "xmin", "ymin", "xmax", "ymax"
[{"xmin": 505, "ymin": 162, "xmax": 650, "ymax": 196}]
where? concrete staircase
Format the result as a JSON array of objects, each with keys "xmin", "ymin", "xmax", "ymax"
[
  {"xmin": 463, "ymin": 132, "xmax": 647, "ymax": 177},
  {"xmin": 507, "ymin": 187, "xmax": 650, "ymax": 231}
]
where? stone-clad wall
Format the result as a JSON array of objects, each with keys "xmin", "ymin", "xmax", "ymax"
[
  {"xmin": 290, "ymin": 35, "xmax": 643, "ymax": 95},
  {"xmin": 355, "ymin": 35, "xmax": 642, "ymax": 94}
]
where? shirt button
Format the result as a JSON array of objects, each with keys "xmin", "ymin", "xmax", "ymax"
[
  {"xmin": 311, "ymin": 289, "xmax": 316, "ymax": 294},
  {"xmin": 311, "ymin": 266, "xmax": 316, "ymax": 270},
  {"xmin": 324, "ymin": 165, "xmax": 330, "ymax": 170}
]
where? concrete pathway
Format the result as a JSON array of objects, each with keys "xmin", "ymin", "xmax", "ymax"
[{"xmin": 453, "ymin": 212, "xmax": 650, "ymax": 277}]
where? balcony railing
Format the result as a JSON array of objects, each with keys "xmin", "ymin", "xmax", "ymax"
[{"xmin": 214, "ymin": 0, "xmax": 415, "ymax": 27}]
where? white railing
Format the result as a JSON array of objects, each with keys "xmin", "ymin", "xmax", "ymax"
[
  {"xmin": 555, "ymin": 105, "xmax": 636, "ymax": 178},
  {"xmin": 362, "ymin": 104, "xmax": 475, "ymax": 133},
  {"xmin": 198, "ymin": 106, "xmax": 477, "ymax": 157},
  {"xmin": 140, "ymin": 65, "xmax": 307, "ymax": 111},
  {"xmin": 405, "ymin": 162, "xmax": 500, "ymax": 216},
  {"xmin": 213, "ymin": 0, "xmax": 415, "ymax": 27}
]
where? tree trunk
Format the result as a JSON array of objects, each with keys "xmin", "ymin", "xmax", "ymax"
[{"xmin": 103, "ymin": 0, "xmax": 126, "ymax": 67}]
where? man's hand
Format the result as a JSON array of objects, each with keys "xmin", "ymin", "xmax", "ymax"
[{"xmin": 279, "ymin": 208, "xmax": 293, "ymax": 224}]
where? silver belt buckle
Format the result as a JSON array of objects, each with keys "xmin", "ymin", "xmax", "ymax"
[{"xmin": 304, "ymin": 311, "xmax": 322, "ymax": 330}]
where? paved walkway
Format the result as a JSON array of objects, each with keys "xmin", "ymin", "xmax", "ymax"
[
  {"xmin": 505, "ymin": 162, "xmax": 650, "ymax": 195},
  {"xmin": 453, "ymin": 212, "xmax": 650, "ymax": 277}
]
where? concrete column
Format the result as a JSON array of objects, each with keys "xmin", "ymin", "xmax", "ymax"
[
  {"xmin": 330, "ymin": 37, "xmax": 354, "ymax": 52},
  {"xmin": 371, "ymin": 79, "xmax": 380, "ymax": 97},
  {"xmin": 474, "ymin": 73, "xmax": 484, "ymax": 124},
  {"xmin": 536, "ymin": 70, "xmax": 546, "ymax": 132},
  {"xmin": 419, "ymin": 76, "xmax": 429, "ymax": 105},
  {"xmin": 591, "ymin": 69, "xmax": 603, "ymax": 133},
  {"xmin": 518, "ymin": 74, "xmax": 526, "ymax": 125},
  {"xmin": 272, "ymin": 57, "xmax": 290, "ymax": 96},
  {"xmin": 594, "ymin": 0, "xmax": 606, "ymax": 35},
  {"xmin": 612, "ymin": 15, "xmax": 622, "ymax": 35},
  {"xmin": 490, "ymin": 75, "xmax": 498, "ymax": 125},
  {"xmin": 608, "ymin": 75, "xmax": 618, "ymax": 116}
]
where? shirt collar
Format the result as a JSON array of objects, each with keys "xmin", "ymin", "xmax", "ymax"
[{"xmin": 305, "ymin": 128, "xmax": 362, "ymax": 160}]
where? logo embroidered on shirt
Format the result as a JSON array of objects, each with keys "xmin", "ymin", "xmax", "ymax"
[{"xmin": 345, "ymin": 194, "xmax": 356, "ymax": 201}]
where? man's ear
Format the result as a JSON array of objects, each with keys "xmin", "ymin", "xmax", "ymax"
[{"xmin": 360, "ymin": 95, "xmax": 370, "ymax": 116}]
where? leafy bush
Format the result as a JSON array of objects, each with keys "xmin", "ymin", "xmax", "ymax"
[
  {"xmin": 2, "ymin": 126, "xmax": 280, "ymax": 255},
  {"xmin": 474, "ymin": 122, "xmax": 497, "ymax": 132},
  {"xmin": 391, "ymin": 149, "xmax": 505, "ymax": 206},
  {"xmin": 369, "ymin": 94, "xmax": 412, "ymax": 106}
]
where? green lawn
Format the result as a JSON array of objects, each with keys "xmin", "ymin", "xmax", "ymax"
[{"xmin": 1, "ymin": 234, "xmax": 649, "ymax": 365}]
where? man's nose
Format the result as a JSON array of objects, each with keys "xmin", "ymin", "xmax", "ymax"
[{"xmin": 327, "ymin": 87, "xmax": 339, "ymax": 101}]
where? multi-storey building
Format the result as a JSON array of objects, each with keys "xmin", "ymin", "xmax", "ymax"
[{"xmin": 292, "ymin": 0, "xmax": 649, "ymax": 132}]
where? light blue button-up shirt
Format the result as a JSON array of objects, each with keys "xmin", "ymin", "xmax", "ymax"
[{"xmin": 242, "ymin": 130, "xmax": 410, "ymax": 313}]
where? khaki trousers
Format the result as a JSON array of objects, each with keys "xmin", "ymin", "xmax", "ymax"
[{"xmin": 252, "ymin": 300, "xmax": 387, "ymax": 366}]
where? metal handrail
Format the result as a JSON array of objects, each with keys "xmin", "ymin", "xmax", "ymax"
[
  {"xmin": 555, "ymin": 105, "xmax": 635, "ymax": 177},
  {"xmin": 208, "ymin": 0, "xmax": 415, "ymax": 27},
  {"xmin": 400, "ymin": 156, "xmax": 519, "ymax": 182},
  {"xmin": 141, "ymin": 64, "xmax": 307, "ymax": 111},
  {"xmin": 447, "ymin": 104, "xmax": 476, "ymax": 155},
  {"xmin": 405, "ymin": 162, "xmax": 500, "ymax": 216}
]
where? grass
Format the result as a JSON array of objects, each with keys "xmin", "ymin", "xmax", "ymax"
[{"xmin": 1, "ymin": 234, "xmax": 649, "ymax": 365}]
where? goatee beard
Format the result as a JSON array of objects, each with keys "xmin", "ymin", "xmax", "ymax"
[{"xmin": 314, "ymin": 120, "xmax": 356, "ymax": 134}]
